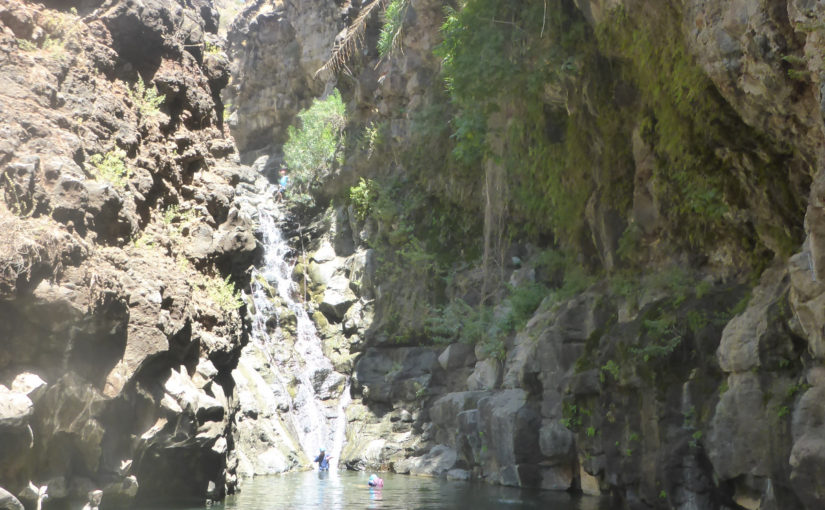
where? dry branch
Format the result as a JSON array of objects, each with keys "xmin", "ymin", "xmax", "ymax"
[{"xmin": 315, "ymin": 0, "xmax": 386, "ymax": 79}]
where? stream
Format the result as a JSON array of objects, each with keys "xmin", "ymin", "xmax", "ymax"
[{"xmin": 218, "ymin": 472, "xmax": 614, "ymax": 510}]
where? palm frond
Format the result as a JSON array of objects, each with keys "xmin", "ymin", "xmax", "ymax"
[{"xmin": 315, "ymin": 0, "xmax": 386, "ymax": 79}]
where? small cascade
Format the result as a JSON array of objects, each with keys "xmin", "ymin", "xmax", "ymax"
[{"xmin": 246, "ymin": 190, "xmax": 350, "ymax": 467}]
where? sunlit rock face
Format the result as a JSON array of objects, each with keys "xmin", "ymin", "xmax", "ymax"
[
  {"xmin": 224, "ymin": 0, "xmax": 825, "ymax": 507},
  {"xmin": 0, "ymin": 0, "xmax": 256, "ymax": 506},
  {"xmin": 223, "ymin": 0, "xmax": 343, "ymax": 157}
]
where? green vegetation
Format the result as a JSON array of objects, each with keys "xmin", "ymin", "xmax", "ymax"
[
  {"xmin": 561, "ymin": 402, "xmax": 583, "ymax": 431},
  {"xmin": 599, "ymin": 360, "xmax": 620, "ymax": 383},
  {"xmin": 377, "ymin": 0, "xmax": 409, "ymax": 58},
  {"xmin": 203, "ymin": 274, "xmax": 243, "ymax": 311},
  {"xmin": 2, "ymin": 172, "xmax": 35, "ymax": 217},
  {"xmin": 284, "ymin": 89, "xmax": 346, "ymax": 198},
  {"xmin": 87, "ymin": 149, "xmax": 131, "ymax": 189},
  {"xmin": 130, "ymin": 76, "xmax": 165, "ymax": 117},
  {"xmin": 435, "ymin": 0, "xmax": 606, "ymax": 246},
  {"xmin": 204, "ymin": 41, "xmax": 223, "ymax": 55},
  {"xmin": 349, "ymin": 178, "xmax": 379, "ymax": 220},
  {"xmin": 16, "ymin": 38, "xmax": 37, "ymax": 51}
]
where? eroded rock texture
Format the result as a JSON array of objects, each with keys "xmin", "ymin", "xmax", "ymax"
[
  {"xmin": 226, "ymin": 0, "xmax": 825, "ymax": 509},
  {"xmin": 0, "ymin": 0, "xmax": 257, "ymax": 507}
]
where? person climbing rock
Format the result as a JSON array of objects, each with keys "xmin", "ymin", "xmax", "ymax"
[
  {"xmin": 367, "ymin": 474, "xmax": 383, "ymax": 488},
  {"xmin": 314, "ymin": 447, "xmax": 331, "ymax": 471}
]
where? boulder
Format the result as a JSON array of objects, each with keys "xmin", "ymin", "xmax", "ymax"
[
  {"xmin": 10, "ymin": 374, "xmax": 47, "ymax": 403},
  {"xmin": 0, "ymin": 386, "xmax": 34, "ymax": 429},
  {"xmin": 539, "ymin": 419, "xmax": 575, "ymax": 462},
  {"xmin": 477, "ymin": 390, "xmax": 542, "ymax": 484},
  {"xmin": 437, "ymin": 343, "xmax": 475, "ymax": 371},
  {"xmin": 789, "ymin": 433, "xmax": 825, "ymax": 510},
  {"xmin": 707, "ymin": 373, "xmax": 783, "ymax": 480},
  {"xmin": 406, "ymin": 445, "xmax": 458, "ymax": 477},
  {"xmin": 319, "ymin": 275, "xmax": 357, "ymax": 322},
  {"xmin": 312, "ymin": 241, "xmax": 337, "ymax": 263},
  {"xmin": 429, "ymin": 392, "xmax": 488, "ymax": 430},
  {"xmin": 718, "ymin": 265, "xmax": 793, "ymax": 372},
  {"xmin": 467, "ymin": 359, "xmax": 501, "ymax": 391}
]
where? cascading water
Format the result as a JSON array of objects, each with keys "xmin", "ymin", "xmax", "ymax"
[{"xmin": 243, "ymin": 188, "xmax": 350, "ymax": 470}]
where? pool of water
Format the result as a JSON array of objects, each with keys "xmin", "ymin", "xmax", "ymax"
[{"xmin": 218, "ymin": 471, "xmax": 613, "ymax": 510}]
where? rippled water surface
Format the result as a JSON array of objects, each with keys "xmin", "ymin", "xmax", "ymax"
[{"xmin": 218, "ymin": 471, "xmax": 612, "ymax": 510}]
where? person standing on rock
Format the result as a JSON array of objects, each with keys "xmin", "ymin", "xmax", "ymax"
[
  {"xmin": 314, "ymin": 447, "xmax": 332, "ymax": 471},
  {"xmin": 277, "ymin": 167, "xmax": 289, "ymax": 201}
]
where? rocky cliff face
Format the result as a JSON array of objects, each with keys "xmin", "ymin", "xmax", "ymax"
[
  {"xmin": 226, "ymin": 0, "xmax": 825, "ymax": 509},
  {"xmin": 0, "ymin": 0, "xmax": 259, "ymax": 507}
]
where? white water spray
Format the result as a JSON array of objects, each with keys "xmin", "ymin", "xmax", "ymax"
[{"xmin": 246, "ymin": 191, "xmax": 350, "ymax": 469}]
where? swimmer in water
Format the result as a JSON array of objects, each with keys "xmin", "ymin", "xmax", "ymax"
[{"xmin": 368, "ymin": 474, "xmax": 384, "ymax": 488}]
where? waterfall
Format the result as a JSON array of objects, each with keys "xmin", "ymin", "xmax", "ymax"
[{"xmin": 245, "ymin": 191, "xmax": 350, "ymax": 469}]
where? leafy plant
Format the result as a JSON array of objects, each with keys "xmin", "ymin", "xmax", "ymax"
[
  {"xmin": 203, "ymin": 275, "xmax": 243, "ymax": 311},
  {"xmin": 130, "ymin": 76, "xmax": 165, "ymax": 117},
  {"xmin": 349, "ymin": 178, "xmax": 379, "ymax": 220},
  {"xmin": 361, "ymin": 121, "xmax": 387, "ymax": 160},
  {"xmin": 377, "ymin": 0, "xmax": 409, "ymax": 58},
  {"xmin": 600, "ymin": 360, "xmax": 620, "ymax": 383},
  {"xmin": 499, "ymin": 282, "xmax": 548, "ymax": 331},
  {"xmin": 16, "ymin": 38, "xmax": 37, "ymax": 51},
  {"xmin": 561, "ymin": 401, "xmax": 582, "ymax": 431},
  {"xmin": 283, "ymin": 89, "xmax": 346, "ymax": 194},
  {"xmin": 87, "ymin": 149, "xmax": 130, "ymax": 189}
]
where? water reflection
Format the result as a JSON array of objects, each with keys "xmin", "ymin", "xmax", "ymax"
[{"xmin": 216, "ymin": 471, "xmax": 613, "ymax": 510}]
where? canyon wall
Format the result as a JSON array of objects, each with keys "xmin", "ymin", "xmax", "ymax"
[
  {"xmin": 0, "ymin": 0, "xmax": 258, "ymax": 507},
  {"xmin": 227, "ymin": 0, "xmax": 825, "ymax": 509}
]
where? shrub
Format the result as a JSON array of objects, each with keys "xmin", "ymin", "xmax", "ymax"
[
  {"xmin": 16, "ymin": 39, "xmax": 37, "ymax": 51},
  {"xmin": 283, "ymin": 89, "xmax": 346, "ymax": 194},
  {"xmin": 87, "ymin": 149, "xmax": 130, "ymax": 188},
  {"xmin": 204, "ymin": 275, "xmax": 243, "ymax": 311},
  {"xmin": 349, "ymin": 178, "xmax": 379, "ymax": 220},
  {"xmin": 130, "ymin": 76, "xmax": 165, "ymax": 117}
]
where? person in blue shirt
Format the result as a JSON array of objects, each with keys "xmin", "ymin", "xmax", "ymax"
[
  {"xmin": 314, "ymin": 447, "xmax": 331, "ymax": 471},
  {"xmin": 278, "ymin": 168, "xmax": 289, "ymax": 196}
]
